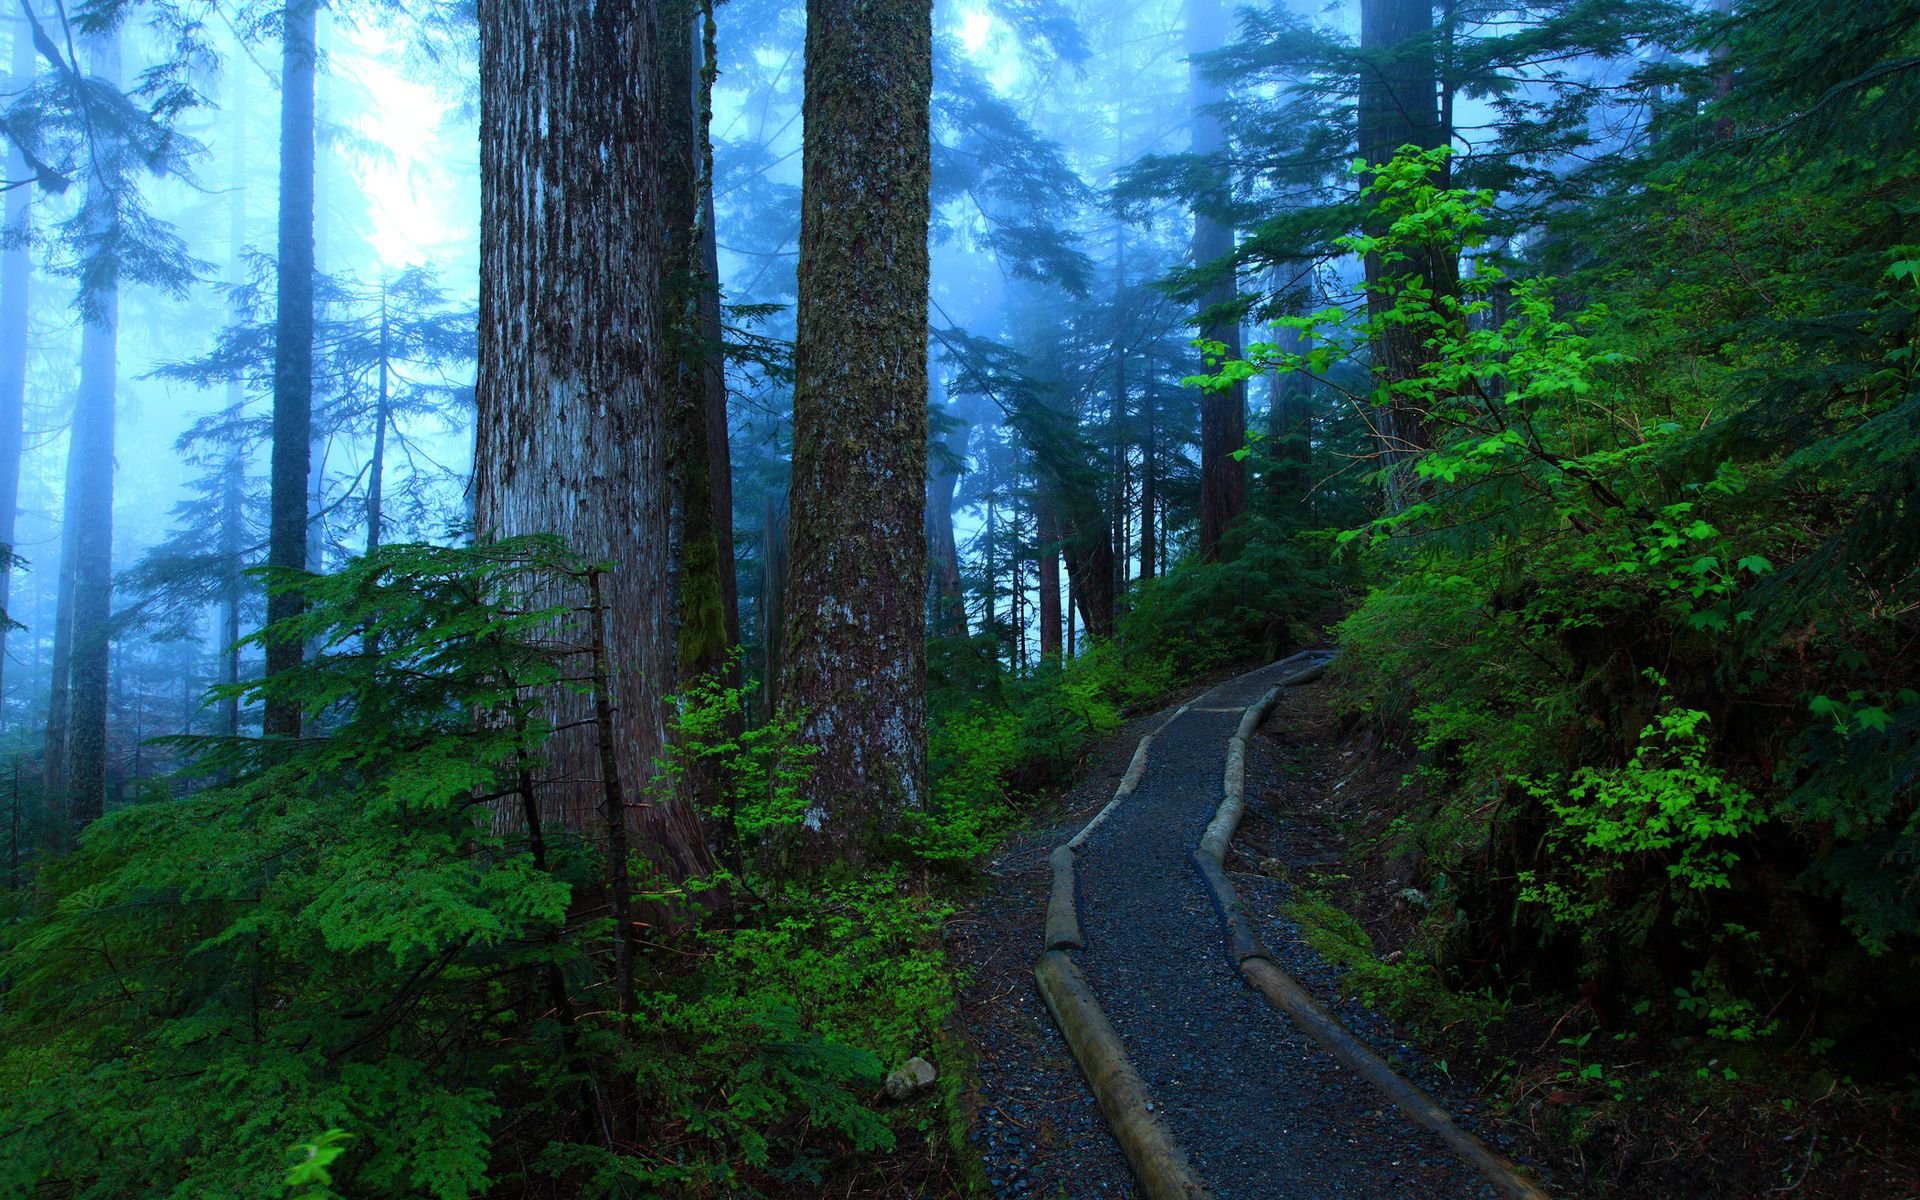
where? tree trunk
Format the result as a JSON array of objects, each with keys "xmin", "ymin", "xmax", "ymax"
[
  {"xmin": 42, "ymin": 431, "xmax": 77, "ymax": 815},
  {"xmin": 0, "ymin": 26, "xmax": 32, "ymax": 722},
  {"xmin": 1358, "ymin": 0, "xmax": 1450, "ymax": 504},
  {"xmin": 1189, "ymin": 0, "xmax": 1246, "ymax": 560},
  {"xmin": 63, "ymin": 27, "xmax": 121, "ymax": 831},
  {"xmin": 1037, "ymin": 500, "xmax": 1062, "ymax": 659},
  {"xmin": 662, "ymin": 0, "xmax": 728, "ymax": 684},
  {"xmin": 1063, "ymin": 522, "xmax": 1115, "ymax": 640},
  {"xmin": 474, "ymin": 0, "xmax": 715, "ymax": 891},
  {"xmin": 222, "ymin": 61, "xmax": 247, "ymax": 739},
  {"xmin": 366, "ymin": 286, "xmax": 388, "ymax": 551},
  {"xmin": 779, "ymin": 0, "xmax": 933, "ymax": 868},
  {"xmin": 1267, "ymin": 322, "xmax": 1312, "ymax": 507},
  {"xmin": 265, "ymin": 0, "xmax": 317, "ymax": 738},
  {"xmin": 694, "ymin": 6, "xmax": 739, "ymax": 662},
  {"xmin": 926, "ymin": 389, "xmax": 970, "ymax": 639},
  {"xmin": 1138, "ymin": 381, "xmax": 1157, "ymax": 580},
  {"xmin": 760, "ymin": 492, "xmax": 788, "ymax": 718}
]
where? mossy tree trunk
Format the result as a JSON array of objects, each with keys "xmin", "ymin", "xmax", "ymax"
[
  {"xmin": 661, "ymin": 0, "xmax": 731, "ymax": 685},
  {"xmin": 474, "ymin": 0, "xmax": 716, "ymax": 890},
  {"xmin": 780, "ymin": 0, "xmax": 933, "ymax": 868}
]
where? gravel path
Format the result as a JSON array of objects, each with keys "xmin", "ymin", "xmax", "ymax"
[{"xmin": 1070, "ymin": 661, "xmax": 1499, "ymax": 1200}]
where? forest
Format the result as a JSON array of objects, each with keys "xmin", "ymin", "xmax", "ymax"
[{"xmin": 0, "ymin": 0, "xmax": 1917, "ymax": 1196}]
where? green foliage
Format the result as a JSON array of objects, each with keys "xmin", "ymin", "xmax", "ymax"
[
  {"xmin": 919, "ymin": 637, "xmax": 1171, "ymax": 862},
  {"xmin": 1209, "ymin": 123, "xmax": 1920, "ymax": 1060},
  {"xmin": 287, "ymin": 1131, "xmax": 355, "ymax": 1200},
  {"xmin": 0, "ymin": 539, "xmax": 956, "ymax": 1198},
  {"xmin": 1120, "ymin": 514, "xmax": 1337, "ymax": 673},
  {"xmin": 1517, "ymin": 695, "xmax": 1766, "ymax": 950}
]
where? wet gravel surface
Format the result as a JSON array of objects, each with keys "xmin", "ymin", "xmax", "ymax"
[
  {"xmin": 949, "ymin": 702, "xmax": 1178, "ymax": 1199},
  {"xmin": 1071, "ymin": 662, "xmax": 1499, "ymax": 1200}
]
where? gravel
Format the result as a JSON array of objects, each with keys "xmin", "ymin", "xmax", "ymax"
[{"xmin": 1069, "ymin": 661, "xmax": 1501, "ymax": 1200}]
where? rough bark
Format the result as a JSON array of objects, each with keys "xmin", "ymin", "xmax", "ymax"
[
  {"xmin": 0, "ymin": 26, "xmax": 31, "ymax": 718},
  {"xmin": 63, "ymin": 28, "xmax": 121, "ymax": 830},
  {"xmin": 1358, "ymin": 0, "xmax": 1451, "ymax": 503},
  {"xmin": 474, "ymin": 0, "xmax": 715, "ymax": 888},
  {"xmin": 265, "ymin": 0, "xmax": 317, "ymax": 738},
  {"xmin": 662, "ymin": 0, "xmax": 722, "ymax": 683},
  {"xmin": 779, "ymin": 0, "xmax": 933, "ymax": 866},
  {"xmin": 1189, "ymin": 0, "xmax": 1246, "ymax": 560}
]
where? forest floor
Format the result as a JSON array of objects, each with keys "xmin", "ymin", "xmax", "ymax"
[{"xmin": 944, "ymin": 665, "xmax": 1920, "ymax": 1200}]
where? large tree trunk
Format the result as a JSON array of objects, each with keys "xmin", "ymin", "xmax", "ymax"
[
  {"xmin": 662, "ymin": 0, "xmax": 728, "ymax": 684},
  {"xmin": 1188, "ymin": 0, "xmax": 1246, "ymax": 561},
  {"xmin": 1062, "ymin": 521, "xmax": 1115, "ymax": 640},
  {"xmin": 264, "ymin": 0, "xmax": 317, "ymax": 738},
  {"xmin": 694, "ymin": 9, "xmax": 739, "ymax": 662},
  {"xmin": 1358, "ymin": 0, "xmax": 1450, "ymax": 503},
  {"xmin": 780, "ymin": 0, "xmax": 932, "ymax": 867},
  {"xmin": 0, "ymin": 27, "xmax": 32, "ymax": 723},
  {"xmin": 474, "ymin": 0, "xmax": 716, "ymax": 890},
  {"xmin": 63, "ymin": 28, "xmax": 121, "ymax": 830}
]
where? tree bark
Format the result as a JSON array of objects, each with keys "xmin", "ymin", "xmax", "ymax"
[
  {"xmin": 474, "ymin": 0, "xmax": 715, "ymax": 889},
  {"xmin": 694, "ymin": 7, "xmax": 738, "ymax": 661},
  {"xmin": 265, "ymin": 0, "xmax": 317, "ymax": 738},
  {"xmin": 662, "ymin": 0, "xmax": 728, "ymax": 684},
  {"xmin": 1189, "ymin": 0, "xmax": 1246, "ymax": 560},
  {"xmin": 1358, "ymin": 0, "xmax": 1451, "ymax": 504},
  {"xmin": 63, "ymin": 27, "xmax": 121, "ymax": 830},
  {"xmin": 780, "ymin": 0, "xmax": 933, "ymax": 867},
  {"xmin": 0, "ymin": 26, "xmax": 32, "ymax": 721}
]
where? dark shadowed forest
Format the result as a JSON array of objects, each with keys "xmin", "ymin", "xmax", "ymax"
[{"xmin": 2, "ymin": 0, "xmax": 1918, "ymax": 1197}]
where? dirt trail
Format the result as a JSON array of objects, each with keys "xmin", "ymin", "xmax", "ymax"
[{"xmin": 956, "ymin": 661, "xmax": 1508, "ymax": 1199}]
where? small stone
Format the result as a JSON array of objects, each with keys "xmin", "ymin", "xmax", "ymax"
[{"xmin": 884, "ymin": 1054, "xmax": 938, "ymax": 1101}]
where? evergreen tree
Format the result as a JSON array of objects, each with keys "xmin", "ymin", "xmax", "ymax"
[
  {"xmin": 265, "ymin": 0, "xmax": 317, "ymax": 737},
  {"xmin": 473, "ymin": 0, "xmax": 716, "ymax": 888},
  {"xmin": 780, "ymin": 0, "xmax": 934, "ymax": 865}
]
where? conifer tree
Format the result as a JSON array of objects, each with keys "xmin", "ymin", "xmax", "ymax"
[
  {"xmin": 780, "ymin": 0, "xmax": 933, "ymax": 865},
  {"xmin": 473, "ymin": 0, "xmax": 715, "ymax": 885},
  {"xmin": 264, "ymin": 0, "xmax": 316, "ymax": 737}
]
